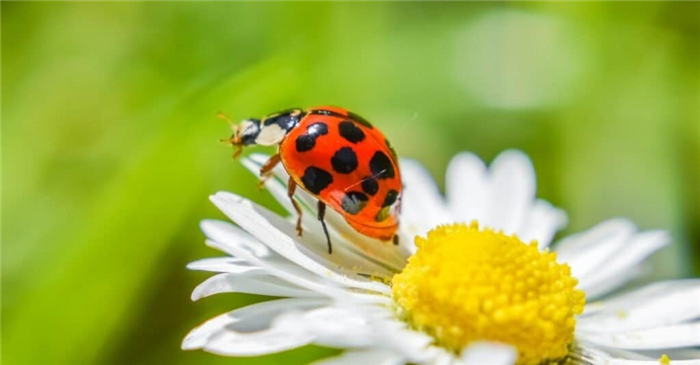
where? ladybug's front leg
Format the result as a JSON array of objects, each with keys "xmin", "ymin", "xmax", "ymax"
[
  {"xmin": 287, "ymin": 177, "xmax": 303, "ymax": 237},
  {"xmin": 258, "ymin": 153, "xmax": 281, "ymax": 189}
]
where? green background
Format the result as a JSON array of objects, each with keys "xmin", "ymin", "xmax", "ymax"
[{"xmin": 2, "ymin": 2, "xmax": 699, "ymax": 365}]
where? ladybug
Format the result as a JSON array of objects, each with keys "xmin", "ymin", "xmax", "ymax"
[{"xmin": 221, "ymin": 106, "xmax": 401, "ymax": 254}]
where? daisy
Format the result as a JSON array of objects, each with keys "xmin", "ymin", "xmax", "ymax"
[{"xmin": 183, "ymin": 150, "xmax": 700, "ymax": 365}]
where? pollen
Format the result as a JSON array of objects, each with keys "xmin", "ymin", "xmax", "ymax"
[{"xmin": 391, "ymin": 223, "xmax": 585, "ymax": 365}]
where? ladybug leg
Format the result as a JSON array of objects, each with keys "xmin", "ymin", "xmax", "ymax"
[
  {"xmin": 258, "ymin": 154, "xmax": 281, "ymax": 189},
  {"xmin": 287, "ymin": 177, "xmax": 303, "ymax": 236},
  {"xmin": 393, "ymin": 235, "xmax": 400, "ymax": 246},
  {"xmin": 317, "ymin": 201, "xmax": 332, "ymax": 254}
]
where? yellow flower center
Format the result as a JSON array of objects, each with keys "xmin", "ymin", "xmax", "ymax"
[{"xmin": 392, "ymin": 223, "xmax": 585, "ymax": 365}]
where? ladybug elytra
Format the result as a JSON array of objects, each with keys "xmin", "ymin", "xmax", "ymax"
[{"xmin": 222, "ymin": 106, "xmax": 402, "ymax": 254}]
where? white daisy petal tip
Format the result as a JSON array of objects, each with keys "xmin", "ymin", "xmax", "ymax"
[
  {"xmin": 210, "ymin": 191, "xmax": 247, "ymax": 208},
  {"xmin": 185, "ymin": 257, "xmax": 251, "ymax": 273},
  {"xmin": 645, "ymin": 229, "xmax": 672, "ymax": 249},
  {"xmin": 181, "ymin": 312, "xmax": 232, "ymax": 351},
  {"xmin": 199, "ymin": 219, "xmax": 272, "ymax": 258},
  {"xmin": 181, "ymin": 337, "xmax": 198, "ymax": 351},
  {"xmin": 492, "ymin": 149, "xmax": 535, "ymax": 172},
  {"xmin": 190, "ymin": 274, "xmax": 225, "ymax": 301},
  {"xmin": 181, "ymin": 330, "xmax": 204, "ymax": 351},
  {"xmin": 448, "ymin": 151, "xmax": 487, "ymax": 169}
]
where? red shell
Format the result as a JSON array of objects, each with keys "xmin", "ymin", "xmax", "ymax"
[{"xmin": 279, "ymin": 106, "xmax": 401, "ymax": 241}]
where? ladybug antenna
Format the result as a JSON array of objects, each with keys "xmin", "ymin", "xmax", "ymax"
[
  {"xmin": 217, "ymin": 111, "xmax": 235, "ymax": 126},
  {"xmin": 218, "ymin": 111, "xmax": 244, "ymax": 159}
]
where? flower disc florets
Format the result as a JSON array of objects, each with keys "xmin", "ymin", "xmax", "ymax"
[{"xmin": 392, "ymin": 222, "xmax": 585, "ymax": 364}]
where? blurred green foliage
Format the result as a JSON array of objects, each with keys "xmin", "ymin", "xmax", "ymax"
[{"xmin": 2, "ymin": 2, "xmax": 699, "ymax": 365}]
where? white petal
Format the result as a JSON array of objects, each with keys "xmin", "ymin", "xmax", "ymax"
[
  {"xmin": 202, "ymin": 311, "xmax": 314, "ymax": 356},
  {"xmin": 445, "ymin": 150, "xmax": 565, "ymax": 248},
  {"xmin": 200, "ymin": 219, "xmax": 272, "ymax": 258},
  {"xmin": 400, "ymin": 159, "xmax": 451, "ymax": 238},
  {"xmin": 431, "ymin": 349, "xmax": 460, "ymax": 365},
  {"xmin": 579, "ymin": 279, "xmax": 700, "ymax": 333},
  {"xmin": 182, "ymin": 311, "xmax": 237, "ymax": 351},
  {"xmin": 198, "ymin": 223, "xmax": 354, "ymax": 299},
  {"xmin": 284, "ymin": 301, "xmax": 431, "ymax": 362},
  {"xmin": 556, "ymin": 218, "xmax": 636, "ymax": 279},
  {"xmin": 367, "ymin": 317, "xmax": 435, "ymax": 363},
  {"xmin": 482, "ymin": 150, "xmax": 536, "ymax": 234},
  {"xmin": 298, "ymin": 305, "xmax": 377, "ymax": 348},
  {"xmin": 182, "ymin": 297, "xmax": 327, "ymax": 352},
  {"xmin": 602, "ymin": 347, "xmax": 700, "ymax": 361},
  {"xmin": 600, "ymin": 359, "xmax": 700, "ymax": 365},
  {"xmin": 581, "ymin": 266, "xmax": 645, "ymax": 301},
  {"xmin": 202, "ymin": 220, "xmax": 361, "ymax": 299},
  {"xmin": 186, "ymin": 257, "xmax": 259, "ymax": 273},
  {"xmin": 446, "ymin": 152, "xmax": 488, "ymax": 224},
  {"xmin": 571, "ymin": 345, "xmax": 700, "ymax": 364},
  {"xmin": 244, "ymin": 154, "xmax": 410, "ymax": 273},
  {"xmin": 313, "ymin": 349, "xmax": 403, "ymax": 365},
  {"xmin": 555, "ymin": 219, "xmax": 670, "ymax": 299},
  {"xmin": 579, "ymin": 230, "xmax": 671, "ymax": 299},
  {"xmin": 191, "ymin": 272, "xmax": 320, "ymax": 300},
  {"xmin": 204, "ymin": 327, "xmax": 314, "ymax": 357},
  {"xmin": 204, "ymin": 236, "xmax": 388, "ymax": 303},
  {"xmin": 209, "ymin": 193, "xmax": 392, "ymax": 295},
  {"xmin": 517, "ymin": 199, "xmax": 568, "ymax": 249},
  {"xmin": 302, "ymin": 301, "xmax": 433, "ymax": 363},
  {"xmin": 647, "ymin": 349, "xmax": 700, "ymax": 360},
  {"xmin": 461, "ymin": 342, "xmax": 517, "ymax": 365},
  {"xmin": 578, "ymin": 322, "xmax": 700, "ymax": 350},
  {"xmin": 582, "ymin": 280, "xmax": 697, "ymax": 317}
]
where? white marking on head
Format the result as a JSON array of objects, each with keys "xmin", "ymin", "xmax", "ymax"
[
  {"xmin": 255, "ymin": 124, "xmax": 286, "ymax": 146},
  {"xmin": 237, "ymin": 120, "xmax": 255, "ymax": 134}
]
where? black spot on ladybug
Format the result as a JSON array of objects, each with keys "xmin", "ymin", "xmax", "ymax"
[
  {"xmin": 361, "ymin": 177, "xmax": 379, "ymax": 196},
  {"xmin": 341, "ymin": 191, "xmax": 369, "ymax": 215},
  {"xmin": 301, "ymin": 166, "xmax": 333, "ymax": 195},
  {"xmin": 296, "ymin": 135, "xmax": 315, "ymax": 152},
  {"xmin": 348, "ymin": 111, "xmax": 373, "ymax": 129},
  {"xmin": 307, "ymin": 122, "xmax": 328, "ymax": 137},
  {"xmin": 382, "ymin": 189, "xmax": 399, "ymax": 207},
  {"xmin": 369, "ymin": 151, "xmax": 395, "ymax": 179},
  {"xmin": 295, "ymin": 122, "xmax": 328, "ymax": 153},
  {"xmin": 331, "ymin": 147, "xmax": 358, "ymax": 174},
  {"xmin": 338, "ymin": 120, "xmax": 365, "ymax": 144}
]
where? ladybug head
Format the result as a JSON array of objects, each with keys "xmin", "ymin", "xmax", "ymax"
[
  {"xmin": 234, "ymin": 118, "xmax": 262, "ymax": 146},
  {"xmin": 219, "ymin": 114, "xmax": 261, "ymax": 159}
]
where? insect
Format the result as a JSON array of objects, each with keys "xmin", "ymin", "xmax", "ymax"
[{"xmin": 221, "ymin": 106, "xmax": 402, "ymax": 254}]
